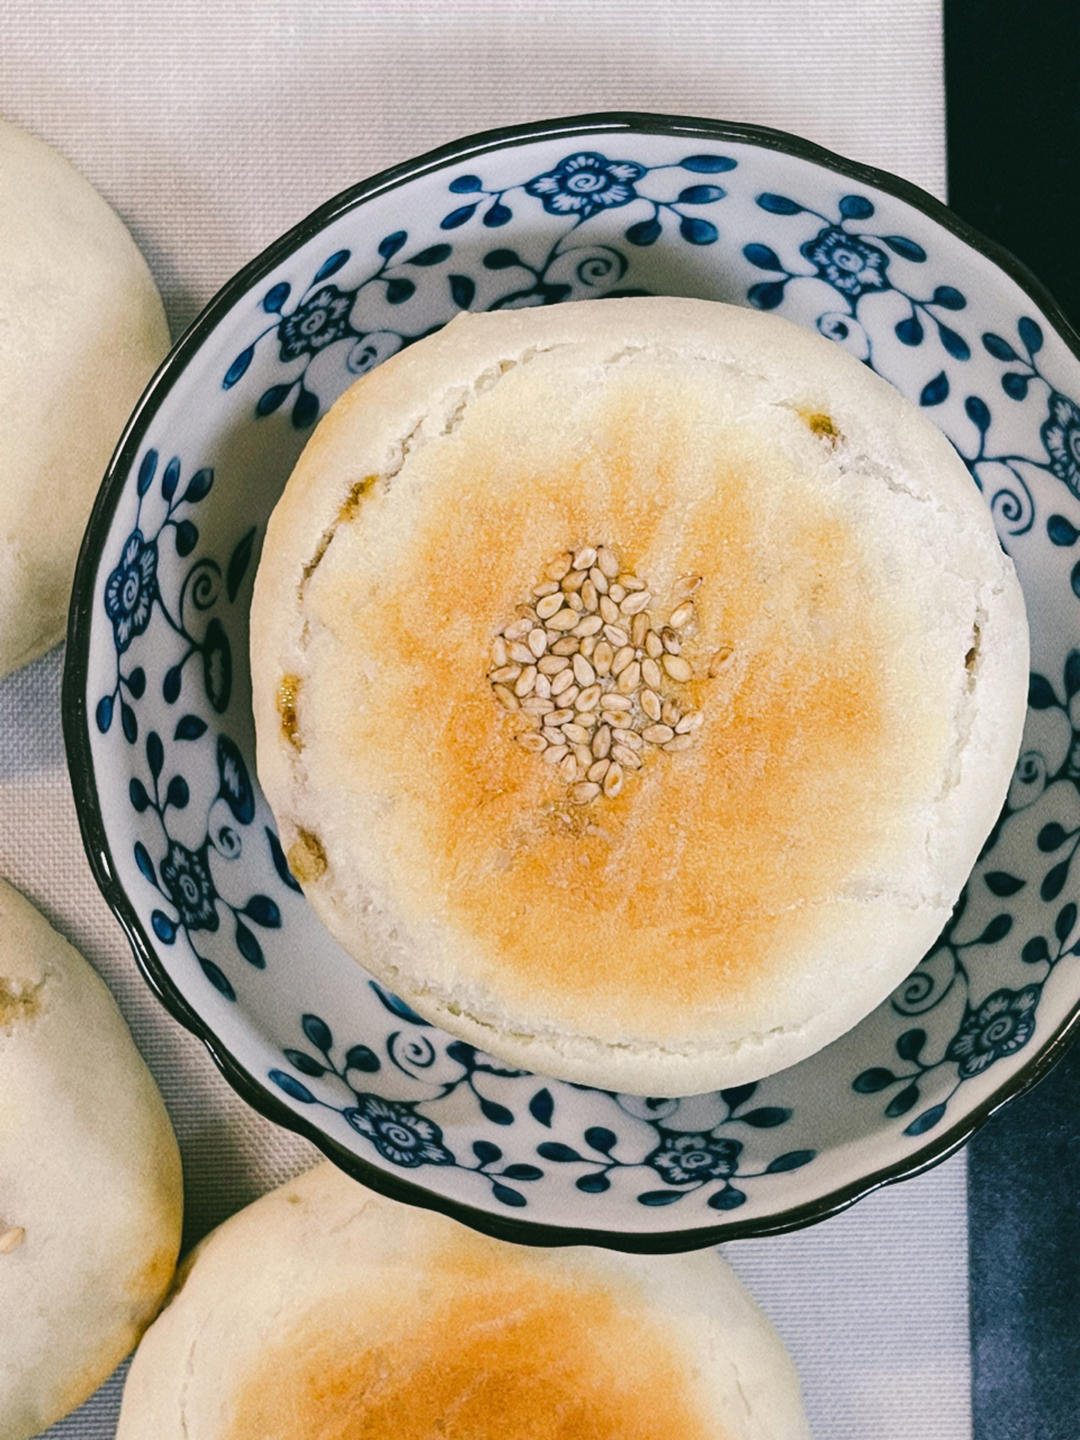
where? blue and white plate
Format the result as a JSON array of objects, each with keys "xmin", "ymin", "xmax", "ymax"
[{"xmin": 64, "ymin": 113, "xmax": 1080, "ymax": 1250}]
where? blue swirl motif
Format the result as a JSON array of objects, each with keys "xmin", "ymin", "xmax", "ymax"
[
  {"xmin": 269, "ymin": 1001, "xmax": 814, "ymax": 1211},
  {"xmin": 222, "ymin": 150, "xmax": 736, "ymax": 429},
  {"xmin": 854, "ymin": 647, "xmax": 1080, "ymax": 1136}
]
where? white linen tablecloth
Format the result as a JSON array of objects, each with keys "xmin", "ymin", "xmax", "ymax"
[{"xmin": 0, "ymin": 3, "xmax": 968, "ymax": 1436}]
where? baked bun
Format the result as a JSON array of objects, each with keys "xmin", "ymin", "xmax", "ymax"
[
  {"xmin": 0, "ymin": 120, "xmax": 169, "ymax": 676},
  {"xmin": 0, "ymin": 878, "xmax": 182, "ymax": 1440},
  {"xmin": 117, "ymin": 1161, "xmax": 810, "ymax": 1440},
  {"xmin": 251, "ymin": 298, "xmax": 1028, "ymax": 1095}
]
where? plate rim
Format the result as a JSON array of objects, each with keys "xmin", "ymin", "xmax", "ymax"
[{"xmin": 61, "ymin": 107, "xmax": 1080, "ymax": 1253}]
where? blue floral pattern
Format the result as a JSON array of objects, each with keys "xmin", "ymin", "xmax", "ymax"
[
  {"xmin": 946, "ymin": 986, "xmax": 1041, "ymax": 1077},
  {"xmin": 524, "ymin": 152, "xmax": 645, "ymax": 219},
  {"xmin": 801, "ymin": 224, "xmax": 889, "ymax": 298},
  {"xmin": 159, "ymin": 840, "xmax": 219, "ymax": 932},
  {"xmin": 1041, "ymin": 392, "xmax": 1080, "ymax": 497},
  {"xmin": 104, "ymin": 531, "xmax": 158, "ymax": 652}
]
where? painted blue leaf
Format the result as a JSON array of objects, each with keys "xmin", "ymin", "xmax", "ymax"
[
  {"xmin": 226, "ymin": 526, "xmax": 257, "ymax": 603},
  {"xmin": 314, "ymin": 248, "xmax": 350, "ymax": 279},
  {"xmin": 283, "ymin": 1048, "xmax": 324, "ymax": 1076},
  {"xmin": 449, "ymin": 274, "xmax": 475, "ymax": 309},
  {"xmin": 1072, "ymin": 560, "xmax": 1080, "ymax": 601},
  {"xmin": 720, "ymin": 1083, "xmax": 757, "ymax": 1111},
  {"xmin": 1002, "ymin": 372, "xmax": 1029, "ymax": 400},
  {"xmin": 184, "ymin": 468, "xmax": 214, "ymax": 504},
  {"xmin": 385, "ymin": 277, "xmax": 415, "ymax": 305},
  {"xmin": 1038, "ymin": 822, "xmax": 1068, "ymax": 851},
  {"xmin": 302, "ymin": 1014, "xmax": 333, "ymax": 1052},
  {"xmin": 165, "ymin": 775, "xmax": 189, "ymax": 809},
  {"xmin": 748, "ymin": 281, "xmax": 785, "ymax": 310},
  {"xmin": 200, "ymin": 959, "xmax": 235, "ymax": 998},
  {"xmin": 743, "ymin": 242, "xmax": 781, "ymax": 270},
  {"xmin": 121, "ymin": 702, "xmax": 137, "ymax": 742},
  {"xmin": 529, "ymin": 1088, "xmax": 554, "ymax": 1126},
  {"xmin": 838, "ymin": 194, "xmax": 875, "ymax": 219},
  {"xmin": 537, "ymin": 1142, "xmax": 582, "ymax": 1162},
  {"xmin": 343, "ymin": 1044, "xmax": 380, "ymax": 1073},
  {"xmin": 234, "ymin": 920, "xmax": 264, "ymax": 967},
  {"xmin": 126, "ymin": 667, "xmax": 146, "ymax": 699},
  {"xmin": 1055, "ymin": 902, "xmax": 1077, "ymax": 943},
  {"xmin": 1022, "ymin": 936, "xmax": 1050, "ymax": 965},
  {"xmin": 162, "ymin": 666, "xmax": 183, "ymax": 705},
  {"xmin": 740, "ymin": 1106, "xmax": 790, "ymax": 1127},
  {"xmin": 937, "ymin": 323, "xmax": 970, "ymax": 360},
  {"xmin": 584, "ymin": 1126, "xmax": 617, "ymax": 1154},
  {"xmin": 483, "ymin": 201, "xmax": 512, "ymax": 227},
  {"xmin": 576, "ymin": 1172, "xmax": 611, "ymax": 1193},
  {"xmin": 983, "ymin": 332, "xmax": 1018, "ymax": 361},
  {"xmin": 681, "ymin": 154, "xmax": 737, "ymax": 172},
  {"xmin": 904, "ymin": 1104, "xmax": 946, "ymax": 1136},
  {"xmin": 146, "ymin": 730, "xmax": 164, "ymax": 778},
  {"xmin": 756, "ymin": 192, "xmax": 802, "ymax": 214},
  {"xmin": 1018, "ymin": 316, "xmax": 1043, "ymax": 354},
  {"xmin": 919, "ymin": 371, "xmax": 949, "ymax": 406},
  {"xmin": 679, "ymin": 215, "xmax": 718, "ymax": 245},
  {"xmin": 853, "ymin": 1066, "xmax": 896, "ymax": 1093},
  {"xmin": 223, "ymin": 346, "xmax": 254, "ymax": 388},
  {"xmin": 896, "ymin": 1028, "xmax": 927, "ymax": 1061},
  {"xmin": 765, "ymin": 1149, "xmax": 816, "ymax": 1173},
  {"xmin": 292, "ymin": 388, "xmax": 319, "ymax": 429},
  {"xmin": 965, "ymin": 395, "xmax": 991, "ymax": 432},
  {"xmin": 151, "ymin": 910, "xmax": 176, "ymax": 943},
  {"xmin": 637, "ymin": 1189, "xmax": 684, "ymax": 1207},
  {"xmin": 137, "ymin": 449, "xmax": 158, "ymax": 495},
  {"xmin": 269, "ymin": 1069, "xmax": 315, "ymax": 1103},
  {"xmin": 895, "ymin": 315, "xmax": 924, "ymax": 346},
  {"xmin": 175, "ymin": 520, "xmax": 198, "ymax": 557},
  {"xmin": 96, "ymin": 694, "xmax": 114, "ymax": 733},
  {"xmin": 883, "ymin": 235, "xmax": 927, "ymax": 262},
  {"xmin": 1028, "ymin": 673, "xmax": 1058, "ymax": 709},
  {"xmin": 1048, "ymin": 514, "xmax": 1080, "ymax": 546},
  {"xmin": 256, "ymin": 383, "xmax": 291, "ymax": 417},
  {"xmin": 625, "ymin": 217, "xmax": 662, "ymax": 246},
  {"xmin": 472, "ymin": 1139, "xmax": 502, "ymax": 1165},
  {"xmin": 202, "ymin": 618, "xmax": 232, "ymax": 713},
  {"xmin": 885, "ymin": 1085, "xmax": 921, "ymax": 1118},
  {"xmin": 502, "ymin": 1163, "xmax": 543, "ymax": 1181},
  {"xmin": 441, "ymin": 203, "xmax": 478, "ymax": 230},
  {"xmin": 483, "ymin": 248, "xmax": 522, "ymax": 270},
  {"xmin": 243, "ymin": 894, "xmax": 281, "ymax": 928},
  {"xmin": 409, "ymin": 243, "xmax": 452, "ymax": 267},
  {"xmin": 678, "ymin": 184, "xmax": 725, "ymax": 204},
  {"xmin": 707, "ymin": 1186, "xmax": 747, "ymax": 1210},
  {"xmin": 449, "ymin": 173, "xmax": 483, "ymax": 192},
  {"xmin": 263, "ymin": 281, "xmax": 290, "ymax": 313},
  {"xmin": 479, "ymin": 1096, "xmax": 513, "ymax": 1126},
  {"xmin": 266, "ymin": 826, "xmax": 302, "ymax": 893},
  {"xmin": 129, "ymin": 777, "xmax": 150, "ymax": 812},
  {"xmin": 1042, "ymin": 860, "xmax": 1070, "ymax": 902},
  {"xmin": 977, "ymin": 913, "xmax": 1013, "ymax": 945},
  {"xmin": 985, "ymin": 871, "xmax": 1025, "ymax": 897},
  {"xmin": 933, "ymin": 285, "xmax": 966, "ymax": 310},
  {"xmin": 162, "ymin": 455, "xmax": 181, "ymax": 501},
  {"xmin": 491, "ymin": 1183, "xmax": 527, "ymax": 1208},
  {"xmin": 368, "ymin": 981, "xmax": 429, "ymax": 1025},
  {"xmin": 445, "ymin": 1039, "xmax": 476, "ymax": 1067},
  {"xmin": 1066, "ymin": 651, "xmax": 1080, "ymax": 698},
  {"xmin": 217, "ymin": 733, "xmax": 254, "ymax": 824},
  {"xmin": 134, "ymin": 841, "xmax": 155, "ymax": 883}
]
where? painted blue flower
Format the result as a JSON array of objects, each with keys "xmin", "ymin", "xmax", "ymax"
[
  {"xmin": 802, "ymin": 225, "xmax": 889, "ymax": 299},
  {"xmin": 525, "ymin": 152, "xmax": 645, "ymax": 220},
  {"xmin": 345, "ymin": 1095, "xmax": 454, "ymax": 1168},
  {"xmin": 104, "ymin": 529, "xmax": 157, "ymax": 652},
  {"xmin": 278, "ymin": 285, "xmax": 354, "ymax": 362},
  {"xmin": 160, "ymin": 840, "xmax": 219, "ymax": 932},
  {"xmin": 1040, "ymin": 392, "xmax": 1080, "ymax": 497},
  {"xmin": 946, "ymin": 985, "xmax": 1040, "ymax": 1078},
  {"xmin": 645, "ymin": 1130, "xmax": 742, "ymax": 1186}
]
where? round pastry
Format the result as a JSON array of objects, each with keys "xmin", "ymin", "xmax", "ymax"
[
  {"xmin": 251, "ymin": 297, "xmax": 1028, "ymax": 1095},
  {"xmin": 117, "ymin": 1161, "xmax": 810, "ymax": 1440},
  {"xmin": 0, "ymin": 878, "xmax": 182, "ymax": 1440},
  {"xmin": 0, "ymin": 120, "xmax": 169, "ymax": 677}
]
